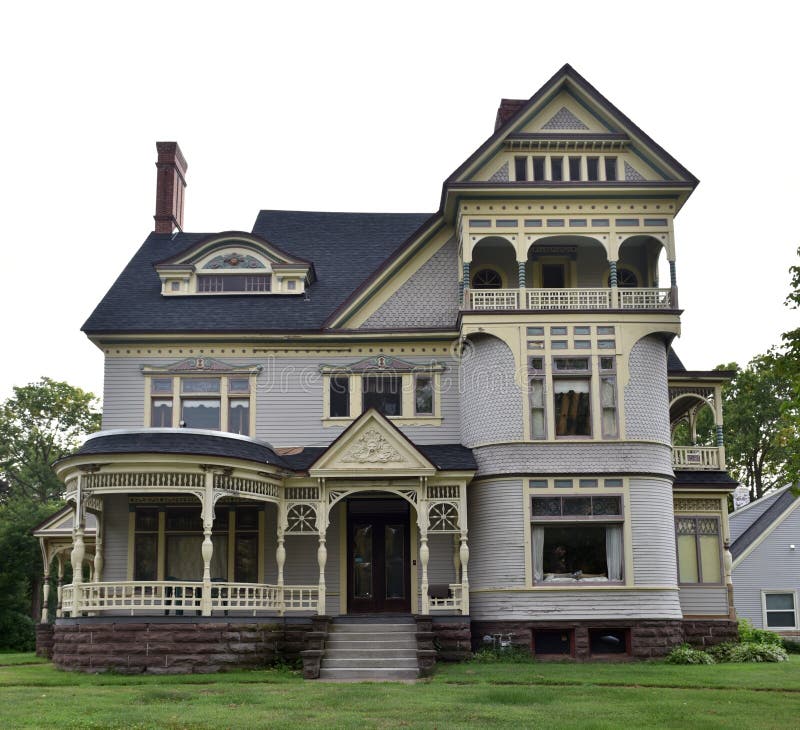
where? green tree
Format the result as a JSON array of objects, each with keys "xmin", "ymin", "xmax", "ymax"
[
  {"xmin": 0, "ymin": 377, "xmax": 101, "ymax": 505},
  {"xmin": 0, "ymin": 378, "xmax": 100, "ymax": 648},
  {"xmin": 778, "ymin": 245, "xmax": 800, "ymax": 486},
  {"xmin": 722, "ymin": 354, "xmax": 797, "ymax": 502}
]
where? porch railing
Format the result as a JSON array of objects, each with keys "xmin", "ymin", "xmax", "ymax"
[
  {"xmin": 672, "ymin": 446, "xmax": 723, "ymax": 470},
  {"xmin": 465, "ymin": 287, "xmax": 674, "ymax": 311},
  {"xmin": 61, "ymin": 581, "xmax": 319, "ymax": 616},
  {"xmin": 428, "ymin": 583, "xmax": 464, "ymax": 612}
]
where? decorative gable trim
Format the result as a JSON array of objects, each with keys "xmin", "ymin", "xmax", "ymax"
[
  {"xmin": 141, "ymin": 357, "xmax": 262, "ymax": 375},
  {"xmin": 319, "ymin": 353, "xmax": 446, "ymax": 374},
  {"xmin": 541, "ymin": 106, "xmax": 589, "ymax": 130},
  {"xmin": 309, "ymin": 409, "xmax": 436, "ymax": 477},
  {"xmin": 154, "ymin": 231, "xmax": 316, "ymax": 297}
]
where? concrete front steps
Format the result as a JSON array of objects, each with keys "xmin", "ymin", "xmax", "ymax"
[{"xmin": 319, "ymin": 618, "xmax": 419, "ymax": 681}]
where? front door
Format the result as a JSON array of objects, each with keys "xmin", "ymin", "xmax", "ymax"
[{"xmin": 347, "ymin": 499, "xmax": 411, "ymax": 613}]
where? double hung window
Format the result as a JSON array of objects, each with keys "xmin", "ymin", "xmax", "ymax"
[
  {"xmin": 531, "ymin": 495, "xmax": 624, "ymax": 584},
  {"xmin": 675, "ymin": 516, "xmax": 722, "ymax": 584},
  {"xmin": 553, "ymin": 358, "xmax": 591, "ymax": 437},
  {"xmin": 762, "ymin": 592, "xmax": 798, "ymax": 629}
]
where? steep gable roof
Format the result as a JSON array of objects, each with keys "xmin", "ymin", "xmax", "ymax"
[
  {"xmin": 731, "ymin": 486, "xmax": 800, "ymax": 561},
  {"xmin": 82, "ymin": 212, "xmax": 431, "ymax": 335}
]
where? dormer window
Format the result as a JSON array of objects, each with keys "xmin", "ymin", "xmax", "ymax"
[
  {"xmin": 197, "ymin": 274, "xmax": 271, "ymax": 292},
  {"xmin": 155, "ymin": 233, "xmax": 315, "ymax": 297}
]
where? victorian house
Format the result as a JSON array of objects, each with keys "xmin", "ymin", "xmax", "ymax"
[{"xmin": 36, "ymin": 65, "xmax": 738, "ymax": 677}]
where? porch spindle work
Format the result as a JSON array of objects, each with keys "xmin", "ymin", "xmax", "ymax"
[
  {"xmin": 317, "ymin": 497, "xmax": 328, "ymax": 616},
  {"xmin": 200, "ymin": 471, "xmax": 215, "ymax": 617}
]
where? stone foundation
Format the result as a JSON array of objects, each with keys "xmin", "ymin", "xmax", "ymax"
[
  {"xmin": 52, "ymin": 617, "xmax": 313, "ymax": 674},
  {"xmin": 471, "ymin": 619, "xmax": 738, "ymax": 660},
  {"xmin": 36, "ymin": 623, "xmax": 54, "ymax": 658}
]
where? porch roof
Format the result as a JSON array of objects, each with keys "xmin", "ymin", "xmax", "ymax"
[{"xmin": 673, "ymin": 470, "xmax": 738, "ymax": 490}]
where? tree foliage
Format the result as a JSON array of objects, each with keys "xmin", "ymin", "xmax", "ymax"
[
  {"xmin": 722, "ymin": 354, "xmax": 797, "ymax": 501},
  {"xmin": 0, "ymin": 377, "xmax": 101, "ymax": 505},
  {"xmin": 0, "ymin": 377, "xmax": 100, "ymax": 647}
]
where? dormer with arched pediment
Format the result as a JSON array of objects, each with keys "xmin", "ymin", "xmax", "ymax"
[{"xmin": 154, "ymin": 232, "xmax": 316, "ymax": 297}]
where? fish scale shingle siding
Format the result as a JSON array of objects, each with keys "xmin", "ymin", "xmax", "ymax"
[
  {"xmin": 624, "ymin": 335, "xmax": 671, "ymax": 443},
  {"xmin": 361, "ymin": 238, "xmax": 459, "ymax": 329},
  {"xmin": 459, "ymin": 335, "xmax": 524, "ymax": 447}
]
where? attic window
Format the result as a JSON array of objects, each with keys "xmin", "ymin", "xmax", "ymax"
[
  {"xmin": 532, "ymin": 157, "xmax": 546, "ymax": 181},
  {"xmin": 587, "ymin": 158, "xmax": 599, "ymax": 181},
  {"xmin": 514, "ymin": 156, "xmax": 528, "ymax": 181},
  {"xmin": 551, "ymin": 158, "xmax": 563, "ymax": 181},
  {"xmin": 197, "ymin": 274, "xmax": 271, "ymax": 293},
  {"xmin": 605, "ymin": 157, "xmax": 618, "ymax": 181}
]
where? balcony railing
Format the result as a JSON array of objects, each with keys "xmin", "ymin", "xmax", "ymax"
[
  {"xmin": 61, "ymin": 581, "xmax": 319, "ymax": 616},
  {"xmin": 428, "ymin": 583, "xmax": 464, "ymax": 613},
  {"xmin": 465, "ymin": 287, "xmax": 675, "ymax": 311},
  {"xmin": 672, "ymin": 446, "xmax": 724, "ymax": 471}
]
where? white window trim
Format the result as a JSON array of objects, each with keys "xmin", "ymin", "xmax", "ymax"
[{"xmin": 761, "ymin": 590, "xmax": 799, "ymax": 630}]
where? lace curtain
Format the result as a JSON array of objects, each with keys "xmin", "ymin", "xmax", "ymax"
[
  {"xmin": 533, "ymin": 526, "xmax": 545, "ymax": 581},
  {"xmin": 605, "ymin": 525, "xmax": 623, "ymax": 581}
]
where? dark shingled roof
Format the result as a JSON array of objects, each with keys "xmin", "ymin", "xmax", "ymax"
[
  {"xmin": 82, "ymin": 211, "xmax": 431, "ymax": 334},
  {"xmin": 63, "ymin": 431, "xmax": 476, "ymax": 475},
  {"xmin": 69, "ymin": 431, "xmax": 292, "ymax": 469},
  {"xmin": 667, "ymin": 348, "xmax": 685, "ymax": 372},
  {"xmin": 731, "ymin": 488, "xmax": 800, "ymax": 560},
  {"xmin": 673, "ymin": 470, "xmax": 739, "ymax": 489},
  {"xmin": 279, "ymin": 443, "xmax": 477, "ymax": 473}
]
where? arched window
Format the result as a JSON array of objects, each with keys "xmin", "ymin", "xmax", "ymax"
[
  {"xmin": 608, "ymin": 268, "xmax": 638, "ymax": 288},
  {"xmin": 471, "ymin": 269, "xmax": 503, "ymax": 289}
]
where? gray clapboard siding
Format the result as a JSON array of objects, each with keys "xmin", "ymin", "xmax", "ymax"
[
  {"xmin": 729, "ymin": 488, "xmax": 788, "ymax": 541},
  {"xmin": 470, "ymin": 589, "xmax": 682, "ymax": 620},
  {"xmin": 733, "ymin": 503, "xmax": 800, "ymax": 629},
  {"xmin": 102, "ymin": 355, "xmax": 461, "ymax": 446},
  {"xmin": 467, "ymin": 480, "xmax": 526, "ymax": 589},
  {"xmin": 678, "ymin": 586, "xmax": 730, "ymax": 616},
  {"xmin": 101, "ymin": 494, "xmax": 130, "ymax": 581},
  {"xmin": 629, "ymin": 478, "xmax": 678, "ymax": 586}
]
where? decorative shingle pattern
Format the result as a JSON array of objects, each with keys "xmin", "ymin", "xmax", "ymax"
[
  {"xmin": 624, "ymin": 161, "xmax": 647, "ymax": 182},
  {"xmin": 472, "ymin": 442, "xmax": 673, "ymax": 478},
  {"xmin": 541, "ymin": 106, "xmax": 589, "ymax": 130},
  {"xmin": 487, "ymin": 162, "xmax": 509, "ymax": 183},
  {"xmin": 361, "ymin": 238, "xmax": 459, "ymax": 329},
  {"xmin": 624, "ymin": 336, "xmax": 671, "ymax": 444},
  {"xmin": 459, "ymin": 335, "xmax": 524, "ymax": 447}
]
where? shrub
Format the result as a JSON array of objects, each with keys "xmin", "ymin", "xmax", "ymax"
[
  {"xmin": 665, "ymin": 644, "xmax": 715, "ymax": 665},
  {"xmin": 707, "ymin": 642, "xmax": 737, "ymax": 663},
  {"xmin": 727, "ymin": 642, "xmax": 788, "ymax": 663},
  {"xmin": 0, "ymin": 612, "xmax": 35, "ymax": 652},
  {"xmin": 782, "ymin": 638, "xmax": 800, "ymax": 654},
  {"xmin": 738, "ymin": 618, "xmax": 782, "ymax": 646}
]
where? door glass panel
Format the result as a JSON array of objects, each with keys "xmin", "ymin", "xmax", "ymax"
[
  {"xmin": 352, "ymin": 524, "xmax": 373, "ymax": 599},
  {"xmin": 385, "ymin": 524, "xmax": 405, "ymax": 599}
]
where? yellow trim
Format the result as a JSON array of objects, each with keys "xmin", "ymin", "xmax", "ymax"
[
  {"xmin": 470, "ymin": 585, "xmax": 679, "ymax": 593},
  {"xmin": 156, "ymin": 510, "xmax": 166, "ymax": 581},
  {"xmin": 227, "ymin": 508, "xmax": 236, "ymax": 581},
  {"xmin": 339, "ymin": 502, "xmax": 347, "ymax": 615},
  {"xmin": 258, "ymin": 508, "xmax": 265, "ymax": 583},
  {"xmin": 126, "ymin": 511, "xmax": 135, "ymax": 581}
]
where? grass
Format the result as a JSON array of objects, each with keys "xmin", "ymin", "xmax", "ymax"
[{"xmin": 1, "ymin": 654, "xmax": 799, "ymax": 728}]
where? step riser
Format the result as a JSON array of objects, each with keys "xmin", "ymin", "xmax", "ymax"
[
  {"xmin": 328, "ymin": 631, "xmax": 417, "ymax": 642},
  {"xmin": 322, "ymin": 658, "xmax": 418, "ymax": 669},
  {"xmin": 319, "ymin": 669, "xmax": 419, "ymax": 680},
  {"xmin": 323, "ymin": 649, "xmax": 417, "ymax": 659},
  {"xmin": 326, "ymin": 641, "xmax": 416, "ymax": 651},
  {"xmin": 330, "ymin": 624, "xmax": 416, "ymax": 633}
]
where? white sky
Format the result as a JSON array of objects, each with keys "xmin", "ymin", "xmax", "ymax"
[{"xmin": 1, "ymin": 1, "xmax": 797, "ymax": 402}]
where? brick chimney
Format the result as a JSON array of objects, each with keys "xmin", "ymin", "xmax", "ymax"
[{"xmin": 153, "ymin": 142, "xmax": 188, "ymax": 233}]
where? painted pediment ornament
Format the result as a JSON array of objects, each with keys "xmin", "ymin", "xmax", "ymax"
[
  {"xmin": 341, "ymin": 429, "xmax": 404, "ymax": 464},
  {"xmin": 202, "ymin": 253, "xmax": 265, "ymax": 270}
]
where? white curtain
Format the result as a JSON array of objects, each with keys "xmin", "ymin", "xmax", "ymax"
[
  {"xmin": 605, "ymin": 525, "xmax": 623, "ymax": 581},
  {"xmin": 533, "ymin": 527, "xmax": 545, "ymax": 582}
]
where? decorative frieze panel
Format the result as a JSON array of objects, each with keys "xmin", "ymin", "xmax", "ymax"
[
  {"xmin": 674, "ymin": 498, "xmax": 722, "ymax": 513},
  {"xmin": 285, "ymin": 504, "xmax": 318, "ymax": 534},
  {"xmin": 214, "ymin": 474, "xmax": 279, "ymax": 499},
  {"xmin": 428, "ymin": 485, "xmax": 460, "ymax": 500},
  {"xmin": 428, "ymin": 502, "xmax": 459, "ymax": 532},
  {"xmin": 285, "ymin": 486, "xmax": 319, "ymax": 501},
  {"xmin": 342, "ymin": 430, "xmax": 404, "ymax": 464},
  {"xmin": 669, "ymin": 386, "xmax": 715, "ymax": 402},
  {"xmin": 84, "ymin": 472, "xmax": 205, "ymax": 489}
]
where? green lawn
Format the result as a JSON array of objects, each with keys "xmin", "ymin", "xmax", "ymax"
[{"xmin": 1, "ymin": 653, "xmax": 799, "ymax": 729}]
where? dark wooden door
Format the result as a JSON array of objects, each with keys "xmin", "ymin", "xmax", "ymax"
[{"xmin": 347, "ymin": 503, "xmax": 411, "ymax": 613}]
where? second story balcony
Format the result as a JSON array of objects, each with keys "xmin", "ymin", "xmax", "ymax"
[
  {"xmin": 461, "ymin": 231, "xmax": 678, "ymax": 313},
  {"xmin": 466, "ymin": 286, "xmax": 674, "ymax": 311}
]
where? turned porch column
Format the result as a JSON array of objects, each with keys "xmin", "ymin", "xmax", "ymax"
[
  {"xmin": 56, "ymin": 554, "xmax": 65, "ymax": 618},
  {"xmin": 200, "ymin": 469, "xmax": 216, "ymax": 617},
  {"xmin": 40, "ymin": 545, "xmax": 50, "ymax": 624},
  {"xmin": 276, "ymin": 504, "xmax": 287, "ymax": 616},
  {"xmin": 93, "ymin": 510, "xmax": 104, "ymax": 584},
  {"xmin": 70, "ymin": 475, "xmax": 86, "ymax": 615},
  {"xmin": 609, "ymin": 259, "xmax": 619, "ymax": 309},
  {"xmin": 315, "ymin": 484, "xmax": 329, "ymax": 615},
  {"xmin": 418, "ymin": 488, "xmax": 430, "ymax": 615},
  {"xmin": 458, "ymin": 485, "xmax": 470, "ymax": 615}
]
